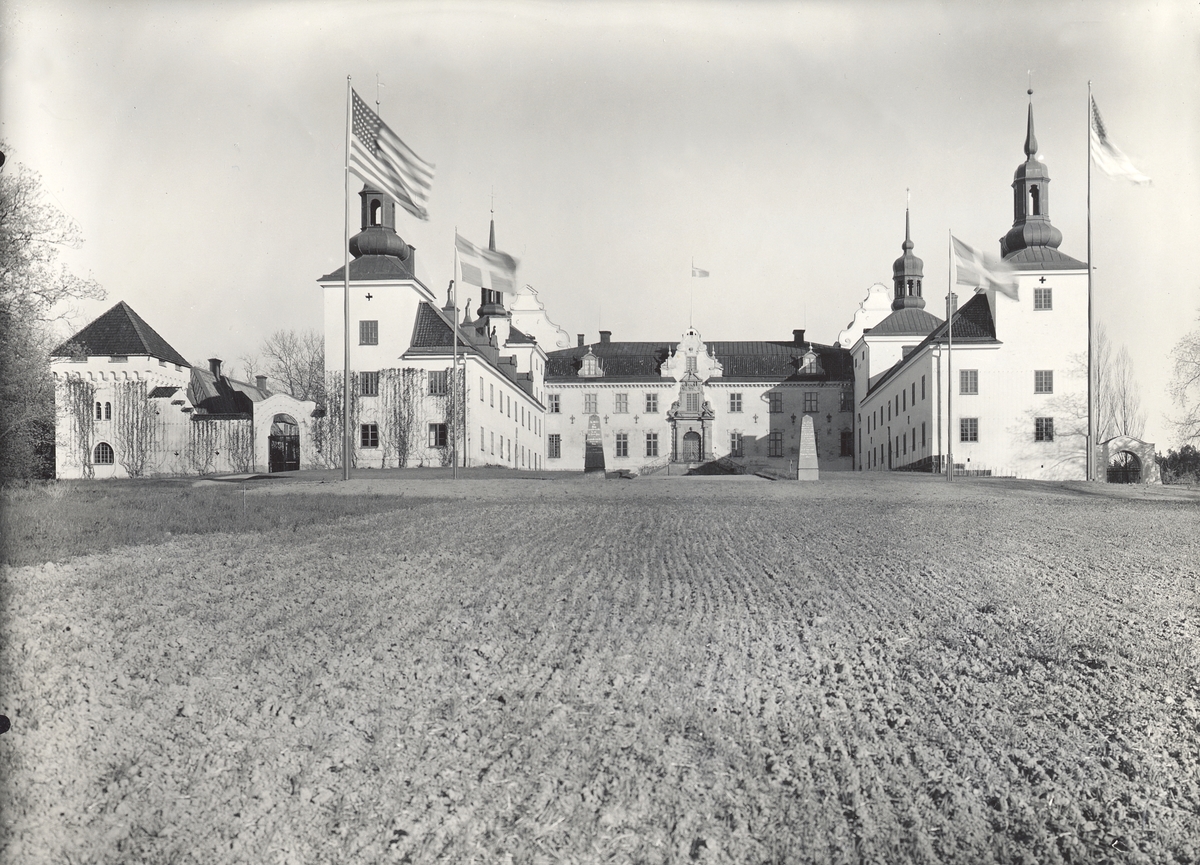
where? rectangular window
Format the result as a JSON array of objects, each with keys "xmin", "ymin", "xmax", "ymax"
[
  {"xmin": 548, "ymin": 393, "xmax": 560, "ymax": 413},
  {"xmin": 1035, "ymin": 417, "xmax": 1055, "ymax": 442},
  {"xmin": 921, "ymin": 422, "xmax": 926, "ymax": 447},
  {"xmin": 615, "ymin": 393, "xmax": 629, "ymax": 413},
  {"xmin": 902, "ymin": 432, "xmax": 907, "ymax": 455},
  {"xmin": 359, "ymin": 320, "xmax": 378, "ymax": 345},
  {"xmin": 960, "ymin": 417, "xmax": 979, "ymax": 442},
  {"xmin": 360, "ymin": 371, "xmax": 379, "ymax": 397},
  {"xmin": 1034, "ymin": 370, "xmax": 1054, "ymax": 394},
  {"xmin": 428, "ymin": 423, "xmax": 448, "ymax": 448},
  {"xmin": 490, "ymin": 431, "xmax": 495, "ymax": 454},
  {"xmin": 428, "ymin": 370, "xmax": 449, "ymax": 395},
  {"xmin": 360, "ymin": 424, "xmax": 379, "ymax": 448},
  {"xmin": 481, "ymin": 427, "xmax": 485, "ymax": 451},
  {"xmin": 840, "ymin": 390, "xmax": 853, "ymax": 412},
  {"xmin": 840, "ymin": 431, "xmax": 853, "ymax": 457},
  {"xmin": 615, "ymin": 432, "xmax": 629, "ymax": 457},
  {"xmin": 584, "ymin": 393, "xmax": 598, "ymax": 414},
  {"xmin": 911, "ymin": 383, "xmax": 916, "ymax": 406},
  {"xmin": 804, "ymin": 392, "xmax": 818, "ymax": 413},
  {"xmin": 490, "ymin": 384, "xmax": 494, "ymax": 406},
  {"xmin": 768, "ymin": 430, "xmax": 784, "ymax": 457},
  {"xmin": 686, "ymin": 356, "xmax": 697, "ymax": 373},
  {"xmin": 902, "ymin": 390, "xmax": 907, "ymax": 411},
  {"xmin": 768, "ymin": 392, "xmax": 783, "ymax": 414},
  {"xmin": 921, "ymin": 374, "xmax": 926, "ymax": 400},
  {"xmin": 479, "ymin": 377, "xmax": 484, "ymax": 401},
  {"xmin": 730, "ymin": 392, "xmax": 743, "ymax": 413},
  {"xmin": 645, "ymin": 393, "xmax": 659, "ymax": 413},
  {"xmin": 1034, "ymin": 287, "xmax": 1053, "ymax": 310},
  {"xmin": 645, "ymin": 432, "xmax": 659, "ymax": 457},
  {"xmin": 960, "ymin": 369, "xmax": 979, "ymax": 395},
  {"xmin": 686, "ymin": 392, "xmax": 700, "ymax": 412},
  {"xmin": 730, "ymin": 431, "xmax": 744, "ymax": 457}
]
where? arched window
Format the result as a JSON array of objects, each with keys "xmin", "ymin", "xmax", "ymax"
[
  {"xmin": 907, "ymin": 279, "xmax": 914, "ymax": 296},
  {"xmin": 370, "ymin": 199, "xmax": 382, "ymax": 226},
  {"xmin": 95, "ymin": 402, "xmax": 103, "ymax": 420},
  {"xmin": 104, "ymin": 402, "xmax": 112, "ymax": 420},
  {"xmin": 1029, "ymin": 184, "xmax": 1041, "ymax": 216},
  {"xmin": 93, "ymin": 442, "xmax": 115, "ymax": 464}
]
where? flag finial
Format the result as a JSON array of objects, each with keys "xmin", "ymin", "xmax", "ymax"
[{"xmin": 1024, "ymin": 95, "xmax": 1038, "ymax": 157}]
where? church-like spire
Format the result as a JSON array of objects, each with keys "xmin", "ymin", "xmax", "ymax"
[
  {"xmin": 1000, "ymin": 90, "xmax": 1063, "ymax": 259},
  {"xmin": 891, "ymin": 204, "xmax": 925, "ymax": 310},
  {"xmin": 478, "ymin": 208, "xmax": 506, "ymax": 317}
]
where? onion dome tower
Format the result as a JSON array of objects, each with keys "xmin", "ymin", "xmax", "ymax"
[
  {"xmin": 478, "ymin": 211, "xmax": 507, "ymax": 317},
  {"xmin": 349, "ymin": 185, "xmax": 411, "ymax": 260},
  {"xmin": 891, "ymin": 208, "xmax": 926, "ymax": 311},
  {"xmin": 1000, "ymin": 91, "xmax": 1064, "ymax": 259}
]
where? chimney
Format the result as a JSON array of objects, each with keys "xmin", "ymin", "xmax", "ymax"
[
  {"xmin": 255, "ymin": 375, "xmax": 269, "ymax": 391},
  {"xmin": 599, "ymin": 330, "xmax": 611, "ymax": 344},
  {"xmin": 793, "ymin": 329, "xmax": 805, "ymax": 345},
  {"xmin": 577, "ymin": 334, "xmax": 585, "ymax": 347},
  {"xmin": 208, "ymin": 357, "xmax": 222, "ymax": 379}
]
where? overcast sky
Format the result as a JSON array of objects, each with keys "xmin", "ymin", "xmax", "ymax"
[{"xmin": 3, "ymin": 0, "xmax": 1197, "ymax": 447}]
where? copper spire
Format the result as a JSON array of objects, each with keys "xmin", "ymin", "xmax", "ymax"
[{"xmin": 1024, "ymin": 89, "xmax": 1038, "ymax": 157}]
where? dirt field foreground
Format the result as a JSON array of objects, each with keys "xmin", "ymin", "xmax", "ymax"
[{"xmin": 2, "ymin": 474, "xmax": 1198, "ymax": 864}]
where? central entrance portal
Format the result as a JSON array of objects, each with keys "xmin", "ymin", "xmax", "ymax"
[{"xmin": 682, "ymin": 430, "xmax": 701, "ymax": 462}]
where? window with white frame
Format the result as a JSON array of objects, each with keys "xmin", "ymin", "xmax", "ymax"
[
  {"xmin": 960, "ymin": 369, "xmax": 979, "ymax": 395},
  {"xmin": 584, "ymin": 393, "xmax": 598, "ymax": 414},
  {"xmin": 359, "ymin": 320, "xmax": 378, "ymax": 345},
  {"xmin": 1034, "ymin": 370, "xmax": 1054, "ymax": 394},
  {"xmin": 548, "ymin": 393, "xmax": 560, "ymax": 413},
  {"xmin": 1035, "ymin": 417, "xmax": 1055, "ymax": 442},
  {"xmin": 960, "ymin": 417, "xmax": 979, "ymax": 442},
  {"xmin": 804, "ymin": 392, "xmax": 818, "ymax": 413},
  {"xmin": 1034, "ymin": 287, "xmax": 1052, "ymax": 310},
  {"xmin": 548, "ymin": 434, "xmax": 561, "ymax": 459},
  {"xmin": 360, "ymin": 371, "xmax": 379, "ymax": 397},
  {"xmin": 428, "ymin": 423, "xmax": 447, "ymax": 448},
  {"xmin": 615, "ymin": 432, "xmax": 628, "ymax": 457},
  {"xmin": 729, "ymin": 392, "xmax": 743, "ymax": 412},
  {"xmin": 645, "ymin": 432, "xmax": 658, "ymax": 457},
  {"xmin": 615, "ymin": 393, "xmax": 628, "ymax": 413},
  {"xmin": 768, "ymin": 430, "xmax": 784, "ymax": 457},
  {"xmin": 93, "ymin": 442, "xmax": 115, "ymax": 464},
  {"xmin": 361, "ymin": 424, "xmax": 379, "ymax": 448},
  {"xmin": 768, "ymin": 393, "xmax": 783, "ymax": 414},
  {"xmin": 730, "ymin": 431, "xmax": 743, "ymax": 457},
  {"xmin": 645, "ymin": 393, "xmax": 659, "ymax": 413},
  {"xmin": 429, "ymin": 370, "xmax": 449, "ymax": 395}
]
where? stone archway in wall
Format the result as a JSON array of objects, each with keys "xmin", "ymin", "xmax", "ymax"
[
  {"xmin": 269, "ymin": 414, "xmax": 300, "ymax": 472},
  {"xmin": 1107, "ymin": 451, "xmax": 1141, "ymax": 484},
  {"xmin": 681, "ymin": 431, "xmax": 701, "ymax": 462}
]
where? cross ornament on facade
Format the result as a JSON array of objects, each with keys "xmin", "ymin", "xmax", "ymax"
[
  {"xmin": 603, "ymin": 415, "xmax": 609, "ymax": 424},
  {"xmin": 1038, "ymin": 277, "xmax": 1046, "ymax": 284},
  {"xmin": 634, "ymin": 415, "xmax": 640, "ymax": 423},
  {"xmin": 365, "ymin": 293, "xmax": 373, "ymax": 300},
  {"xmin": 570, "ymin": 415, "xmax": 575, "ymax": 424},
  {"xmin": 753, "ymin": 414, "xmax": 759, "ymax": 423}
]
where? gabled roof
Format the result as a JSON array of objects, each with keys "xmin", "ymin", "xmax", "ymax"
[
  {"xmin": 545, "ymin": 340, "xmax": 853, "ymax": 382},
  {"xmin": 187, "ymin": 367, "xmax": 269, "ymax": 418},
  {"xmin": 864, "ymin": 307, "xmax": 943, "ymax": 338},
  {"xmin": 319, "ymin": 254, "xmax": 419, "ymax": 282},
  {"xmin": 1002, "ymin": 246, "xmax": 1086, "ymax": 270},
  {"xmin": 866, "ymin": 292, "xmax": 999, "ymax": 396},
  {"xmin": 51, "ymin": 301, "xmax": 191, "ymax": 367},
  {"xmin": 507, "ymin": 324, "xmax": 536, "ymax": 344}
]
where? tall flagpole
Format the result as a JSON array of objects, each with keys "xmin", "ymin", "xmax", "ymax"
[
  {"xmin": 452, "ymin": 274, "xmax": 458, "ymax": 479},
  {"xmin": 946, "ymin": 230, "xmax": 954, "ymax": 482},
  {"xmin": 1086, "ymin": 80, "xmax": 1095, "ymax": 482},
  {"xmin": 342, "ymin": 76, "xmax": 353, "ymax": 482}
]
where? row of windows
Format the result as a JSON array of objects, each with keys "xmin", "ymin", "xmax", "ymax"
[
  {"xmin": 360, "ymin": 423, "xmax": 447, "ymax": 449},
  {"xmin": 546, "ymin": 428, "xmax": 854, "ymax": 460},
  {"xmin": 355, "ymin": 369, "xmax": 450, "ymax": 397},
  {"xmin": 868, "ymin": 375, "xmax": 928, "ymax": 432},
  {"xmin": 958, "ymin": 370, "xmax": 1054, "ymax": 395},
  {"xmin": 956, "ymin": 417, "xmax": 1055, "ymax": 442},
  {"xmin": 95, "ymin": 402, "xmax": 111, "ymax": 420},
  {"xmin": 547, "ymin": 390, "xmax": 852, "ymax": 415},
  {"xmin": 479, "ymin": 427, "xmax": 536, "ymax": 467}
]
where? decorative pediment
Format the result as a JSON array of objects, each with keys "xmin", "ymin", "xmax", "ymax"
[{"xmin": 661, "ymin": 327, "xmax": 723, "ymax": 380}]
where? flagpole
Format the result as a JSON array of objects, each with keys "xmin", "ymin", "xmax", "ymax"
[
  {"xmin": 946, "ymin": 229, "xmax": 954, "ymax": 482},
  {"xmin": 452, "ymin": 253, "xmax": 459, "ymax": 480},
  {"xmin": 1086, "ymin": 80, "xmax": 1095, "ymax": 482},
  {"xmin": 342, "ymin": 76, "xmax": 352, "ymax": 482}
]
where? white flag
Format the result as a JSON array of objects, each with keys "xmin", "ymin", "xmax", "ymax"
[
  {"xmin": 691, "ymin": 265, "xmax": 709, "ymax": 278},
  {"xmin": 1090, "ymin": 97, "xmax": 1151, "ymax": 185},
  {"xmin": 952, "ymin": 236, "xmax": 1018, "ymax": 300},
  {"xmin": 455, "ymin": 232, "xmax": 519, "ymax": 294}
]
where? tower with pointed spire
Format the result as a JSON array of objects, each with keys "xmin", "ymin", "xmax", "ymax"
[
  {"xmin": 1000, "ymin": 90, "xmax": 1064, "ymax": 260},
  {"xmin": 478, "ymin": 211, "xmax": 507, "ymax": 317},
  {"xmin": 891, "ymin": 208, "xmax": 926, "ymax": 311}
]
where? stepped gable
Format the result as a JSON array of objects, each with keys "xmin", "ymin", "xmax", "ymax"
[
  {"xmin": 863, "ymin": 307, "xmax": 942, "ymax": 337},
  {"xmin": 51, "ymin": 301, "xmax": 190, "ymax": 367}
]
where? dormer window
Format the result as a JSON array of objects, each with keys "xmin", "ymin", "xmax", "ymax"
[{"xmin": 578, "ymin": 349, "xmax": 603, "ymax": 378}]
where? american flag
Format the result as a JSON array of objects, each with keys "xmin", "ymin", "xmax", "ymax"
[{"xmin": 349, "ymin": 89, "xmax": 435, "ymax": 220}]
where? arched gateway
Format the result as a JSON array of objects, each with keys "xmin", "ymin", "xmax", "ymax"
[{"xmin": 269, "ymin": 414, "xmax": 300, "ymax": 472}]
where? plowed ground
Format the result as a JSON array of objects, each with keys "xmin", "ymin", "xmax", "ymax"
[{"xmin": 2, "ymin": 475, "xmax": 1198, "ymax": 864}]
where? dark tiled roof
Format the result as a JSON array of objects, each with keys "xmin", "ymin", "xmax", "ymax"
[
  {"xmin": 507, "ymin": 325, "xmax": 536, "ymax": 344},
  {"xmin": 546, "ymin": 340, "xmax": 853, "ymax": 382},
  {"xmin": 51, "ymin": 301, "xmax": 191, "ymax": 367},
  {"xmin": 148, "ymin": 386, "xmax": 179, "ymax": 399},
  {"xmin": 187, "ymin": 368, "xmax": 268, "ymax": 418},
  {"xmin": 1002, "ymin": 246, "xmax": 1086, "ymax": 270},
  {"xmin": 866, "ymin": 308, "xmax": 943, "ymax": 337},
  {"xmin": 320, "ymin": 254, "xmax": 418, "ymax": 282},
  {"xmin": 867, "ymin": 292, "xmax": 998, "ymax": 396}
]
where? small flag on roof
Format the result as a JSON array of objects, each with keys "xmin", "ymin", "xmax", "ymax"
[
  {"xmin": 691, "ymin": 262, "xmax": 709, "ymax": 278},
  {"xmin": 952, "ymin": 236, "xmax": 1018, "ymax": 300},
  {"xmin": 349, "ymin": 89, "xmax": 435, "ymax": 220},
  {"xmin": 455, "ymin": 231, "xmax": 519, "ymax": 294},
  {"xmin": 1090, "ymin": 97, "xmax": 1151, "ymax": 185}
]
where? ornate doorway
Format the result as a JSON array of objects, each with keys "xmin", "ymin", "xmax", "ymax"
[
  {"xmin": 682, "ymin": 431, "xmax": 701, "ymax": 462},
  {"xmin": 1107, "ymin": 451, "xmax": 1141, "ymax": 484},
  {"xmin": 269, "ymin": 414, "xmax": 300, "ymax": 472}
]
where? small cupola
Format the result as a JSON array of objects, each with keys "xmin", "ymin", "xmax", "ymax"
[
  {"xmin": 1000, "ymin": 91, "xmax": 1064, "ymax": 258},
  {"xmin": 891, "ymin": 207, "xmax": 925, "ymax": 311},
  {"xmin": 349, "ymin": 185, "xmax": 411, "ymax": 259}
]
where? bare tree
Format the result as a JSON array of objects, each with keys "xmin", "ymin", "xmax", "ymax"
[
  {"xmin": 1052, "ymin": 323, "xmax": 1146, "ymax": 450},
  {"xmin": 113, "ymin": 380, "xmax": 160, "ymax": 478},
  {"xmin": 0, "ymin": 149, "xmax": 106, "ymax": 479},
  {"xmin": 1106, "ymin": 342, "xmax": 1145, "ymax": 439},
  {"xmin": 1168, "ymin": 312, "xmax": 1200, "ymax": 444},
  {"xmin": 258, "ymin": 329, "xmax": 325, "ymax": 402}
]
